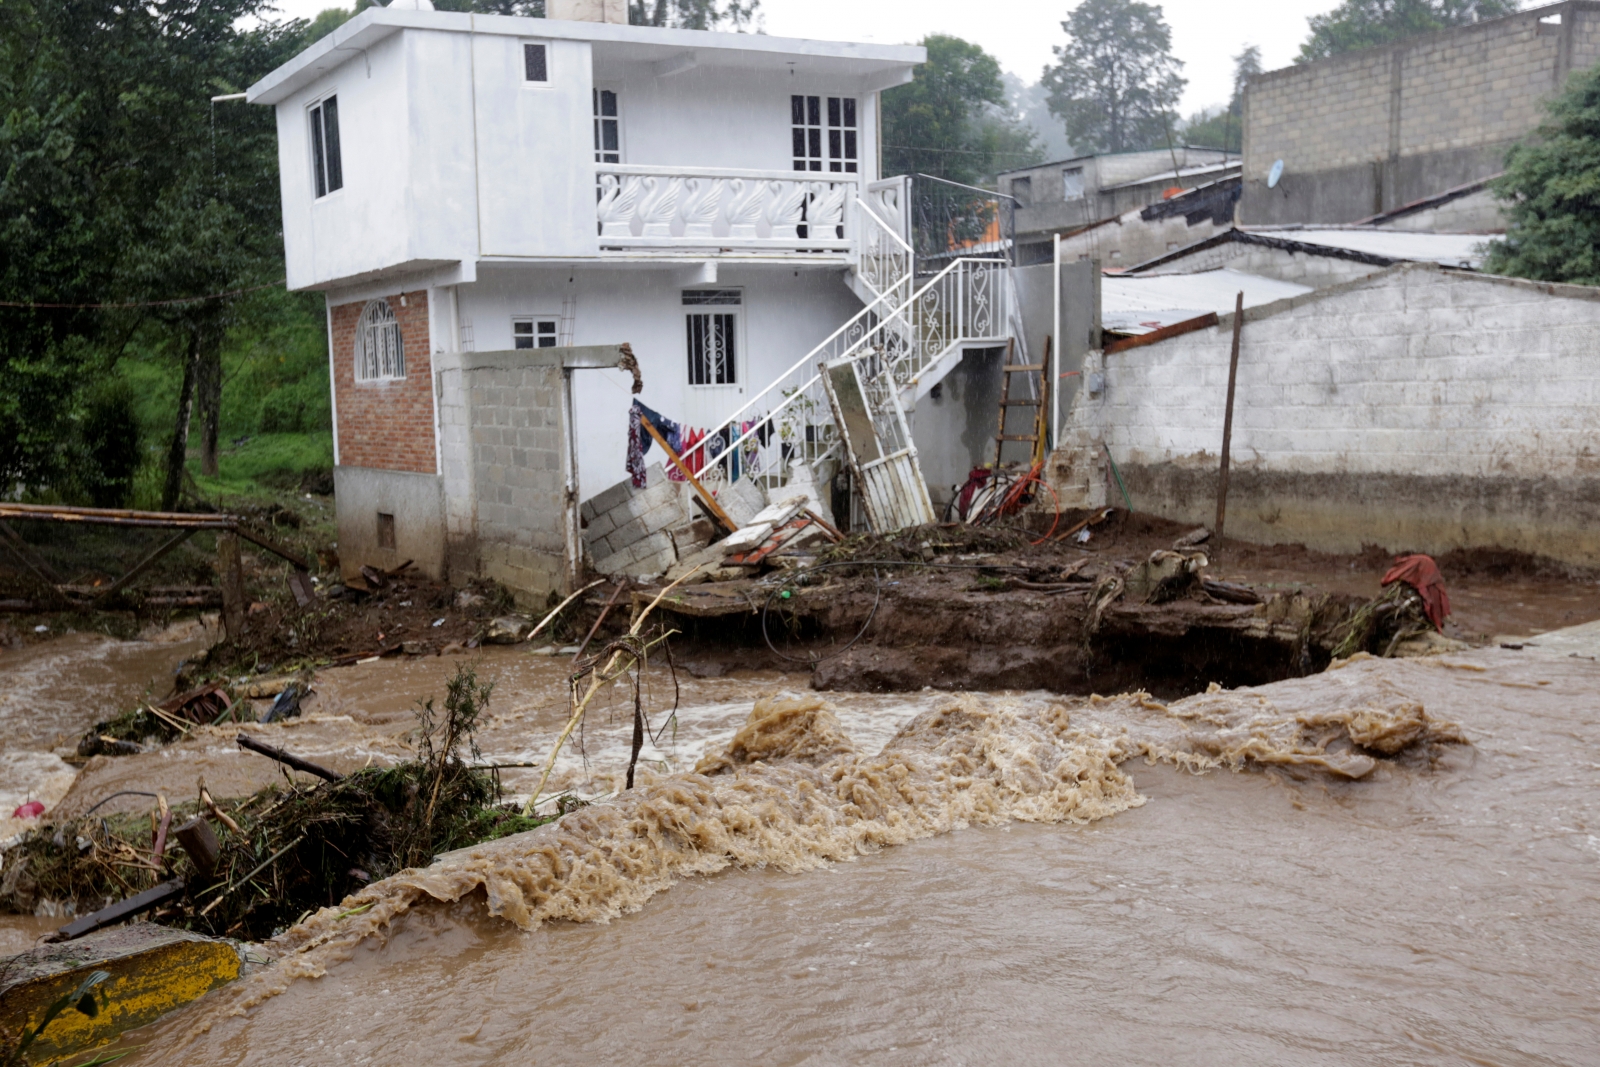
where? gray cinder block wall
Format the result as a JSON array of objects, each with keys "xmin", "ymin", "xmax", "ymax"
[
  {"xmin": 581, "ymin": 466, "xmax": 688, "ymax": 577},
  {"xmin": 1242, "ymin": 1, "xmax": 1600, "ymax": 225},
  {"xmin": 1063, "ymin": 263, "xmax": 1600, "ymax": 566}
]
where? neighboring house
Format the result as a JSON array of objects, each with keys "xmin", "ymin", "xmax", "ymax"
[
  {"xmin": 999, "ymin": 148, "xmax": 1237, "ymax": 264},
  {"xmin": 249, "ymin": 3, "xmax": 1039, "ymax": 597},
  {"xmin": 1051, "ymin": 262, "xmax": 1600, "ymax": 567},
  {"xmin": 1052, "ymin": 175, "xmax": 1241, "ymax": 269},
  {"xmin": 1240, "ymin": 0, "xmax": 1600, "ymax": 225}
]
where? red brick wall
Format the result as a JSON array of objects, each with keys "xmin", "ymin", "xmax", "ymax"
[{"xmin": 330, "ymin": 291, "xmax": 436, "ymax": 474}]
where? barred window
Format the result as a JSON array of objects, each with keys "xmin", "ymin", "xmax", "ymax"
[
  {"xmin": 684, "ymin": 289, "xmax": 740, "ymax": 386},
  {"xmin": 356, "ymin": 299, "xmax": 405, "ymax": 381}
]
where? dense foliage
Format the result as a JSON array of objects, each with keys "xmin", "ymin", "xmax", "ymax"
[
  {"xmin": 882, "ymin": 35, "xmax": 1040, "ymax": 186},
  {"xmin": 1297, "ymin": 0, "xmax": 1520, "ymax": 62},
  {"xmin": 0, "ymin": 0, "xmax": 303, "ymax": 503},
  {"xmin": 1041, "ymin": 0, "xmax": 1186, "ymax": 155},
  {"xmin": 1484, "ymin": 62, "xmax": 1600, "ymax": 284}
]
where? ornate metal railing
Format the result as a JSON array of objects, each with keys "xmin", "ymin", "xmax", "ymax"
[
  {"xmin": 595, "ymin": 165, "xmax": 859, "ymax": 252},
  {"xmin": 676, "ymin": 254, "xmax": 1009, "ymax": 494}
]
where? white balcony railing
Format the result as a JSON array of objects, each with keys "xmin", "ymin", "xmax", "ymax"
[{"xmin": 595, "ymin": 165, "xmax": 860, "ymax": 252}]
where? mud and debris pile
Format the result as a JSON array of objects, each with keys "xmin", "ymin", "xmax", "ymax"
[{"xmin": 1, "ymin": 666, "xmax": 561, "ymax": 944}]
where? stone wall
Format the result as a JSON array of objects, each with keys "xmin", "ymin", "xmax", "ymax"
[
  {"xmin": 1241, "ymin": 2, "xmax": 1600, "ymax": 224},
  {"xmin": 1062, "ymin": 263, "xmax": 1600, "ymax": 565}
]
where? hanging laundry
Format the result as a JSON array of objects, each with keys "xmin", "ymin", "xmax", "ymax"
[
  {"xmin": 668, "ymin": 428, "xmax": 707, "ymax": 482},
  {"xmin": 627, "ymin": 400, "xmax": 682, "ymax": 487},
  {"xmin": 740, "ymin": 420, "xmax": 763, "ymax": 476}
]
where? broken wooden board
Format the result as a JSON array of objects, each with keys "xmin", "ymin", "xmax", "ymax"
[{"xmin": 0, "ymin": 923, "xmax": 242, "ymax": 1062}]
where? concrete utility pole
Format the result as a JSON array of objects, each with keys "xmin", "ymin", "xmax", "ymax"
[{"xmin": 1215, "ymin": 291, "xmax": 1244, "ymax": 543}]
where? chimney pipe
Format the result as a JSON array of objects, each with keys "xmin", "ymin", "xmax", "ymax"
[{"xmin": 546, "ymin": 0, "xmax": 628, "ymax": 23}]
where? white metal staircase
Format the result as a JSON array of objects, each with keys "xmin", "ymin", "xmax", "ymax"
[{"xmin": 675, "ymin": 192, "xmax": 1022, "ymax": 515}]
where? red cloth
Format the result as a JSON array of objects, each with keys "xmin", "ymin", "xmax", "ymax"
[
  {"xmin": 1382, "ymin": 554, "xmax": 1451, "ymax": 631},
  {"xmin": 955, "ymin": 467, "xmax": 991, "ymax": 520}
]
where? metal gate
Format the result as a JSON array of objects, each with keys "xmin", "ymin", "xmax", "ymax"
[{"xmin": 820, "ymin": 354, "xmax": 936, "ymax": 533}]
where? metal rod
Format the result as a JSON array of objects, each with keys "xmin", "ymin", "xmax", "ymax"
[{"xmin": 1215, "ymin": 290, "xmax": 1246, "ymax": 543}]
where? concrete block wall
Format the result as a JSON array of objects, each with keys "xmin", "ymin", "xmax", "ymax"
[
  {"xmin": 1241, "ymin": 2, "xmax": 1600, "ymax": 223},
  {"xmin": 1067, "ymin": 263, "xmax": 1600, "ymax": 564},
  {"xmin": 462, "ymin": 355, "xmax": 571, "ymax": 600},
  {"xmin": 580, "ymin": 466, "xmax": 689, "ymax": 577}
]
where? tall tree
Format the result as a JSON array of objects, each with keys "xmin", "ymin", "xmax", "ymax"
[
  {"xmin": 1042, "ymin": 0, "xmax": 1186, "ymax": 155},
  {"xmin": 628, "ymin": 0, "xmax": 759, "ymax": 29},
  {"xmin": 1484, "ymin": 62, "xmax": 1600, "ymax": 284},
  {"xmin": 1181, "ymin": 44, "xmax": 1261, "ymax": 153},
  {"xmin": 882, "ymin": 35, "xmax": 1040, "ymax": 186},
  {"xmin": 1298, "ymin": 0, "xmax": 1520, "ymax": 62},
  {"xmin": 0, "ymin": 0, "xmax": 300, "ymax": 502}
]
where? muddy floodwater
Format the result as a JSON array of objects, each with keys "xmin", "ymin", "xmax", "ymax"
[{"xmin": 5, "ymin": 621, "xmax": 1600, "ymax": 1065}]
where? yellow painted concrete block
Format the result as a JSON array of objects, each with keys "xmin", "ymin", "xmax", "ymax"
[{"xmin": 0, "ymin": 923, "xmax": 241, "ymax": 1061}]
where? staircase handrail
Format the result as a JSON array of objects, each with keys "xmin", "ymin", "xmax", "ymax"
[
  {"xmin": 674, "ymin": 201, "xmax": 911, "ymax": 471},
  {"xmin": 677, "ymin": 255, "xmax": 1001, "ymax": 479}
]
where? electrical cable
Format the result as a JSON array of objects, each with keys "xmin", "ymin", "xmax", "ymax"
[{"xmin": 80, "ymin": 790, "xmax": 162, "ymax": 816}]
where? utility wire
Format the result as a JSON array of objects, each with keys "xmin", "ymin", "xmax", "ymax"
[{"xmin": 0, "ymin": 280, "xmax": 285, "ymax": 310}]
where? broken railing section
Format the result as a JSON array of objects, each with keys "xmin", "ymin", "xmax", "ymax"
[{"xmin": 0, "ymin": 502, "xmax": 312, "ymax": 638}]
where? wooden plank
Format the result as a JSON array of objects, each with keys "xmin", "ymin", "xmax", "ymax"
[
  {"xmin": 232, "ymin": 524, "xmax": 312, "ymax": 571},
  {"xmin": 47, "ymin": 880, "xmax": 186, "ymax": 942},
  {"xmin": 638, "ymin": 415, "xmax": 738, "ymax": 534},
  {"xmin": 0, "ymin": 520, "xmax": 65, "ymax": 587},
  {"xmin": 1103, "ymin": 312, "xmax": 1220, "ymax": 355},
  {"xmin": 1003, "ymin": 364, "xmax": 1045, "ymax": 372},
  {"xmin": 0, "ymin": 503, "xmax": 234, "ymax": 528}
]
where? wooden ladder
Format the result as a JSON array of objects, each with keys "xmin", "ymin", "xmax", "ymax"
[{"xmin": 992, "ymin": 335, "xmax": 1051, "ymax": 469}]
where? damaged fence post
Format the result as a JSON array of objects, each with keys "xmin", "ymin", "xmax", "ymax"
[
  {"xmin": 1215, "ymin": 290, "xmax": 1244, "ymax": 544},
  {"xmin": 217, "ymin": 529, "xmax": 246, "ymax": 640}
]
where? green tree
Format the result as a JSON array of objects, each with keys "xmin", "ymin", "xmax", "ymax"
[
  {"xmin": 0, "ymin": 0, "xmax": 300, "ymax": 503},
  {"xmin": 882, "ymin": 35, "xmax": 1040, "ymax": 185},
  {"xmin": 1180, "ymin": 44, "xmax": 1261, "ymax": 153},
  {"xmin": 1298, "ymin": 0, "xmax": 1520, "ymax": 62},
  {"xmin": 628, "ymin": 0, "xmax": 759, "ymax": 29},
  {"xmin": 1484, "ymin": 62, "xmax": 1600, "ymax": 283},
  {"xmin": 1042, "ymin": 0, "xmax": 1186, "ymax": 155}
]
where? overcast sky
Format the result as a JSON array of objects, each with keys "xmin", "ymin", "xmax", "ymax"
[{"xmin": 263, "ymin": 0, "xmax": 1349, "ymax": 114}]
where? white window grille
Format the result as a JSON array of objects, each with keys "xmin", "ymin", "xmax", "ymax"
[
  {"xmin": 594, "ymin": 89, "xmax": 620, "ymax": 163},
  {"xmin": 309, "ymin": 94, "xmax": 343, "ymax": 199},
  {"xmin": 684, "ymin": 289, "xmax": 740, "ymax": 386},
  {"xmin": 1062, "ymin": 167, "xmax": 1085, "ymax": 200},
  {"xmin": 791, "ymin": 95, "xmax": 856, "ymax": 173},
  {"xmin": 524, "ymin": 43, "xmax": 548, "ymax": 83},
  {"xmin": 513, "ymin": 316, "xmax": 558, "ymax": 349},
  {"xmin": 356, "ymin": 299, "xmax": 405, "ymax": 381},
  {"xmin": 459, "ymin": 322, "xmax": 475, "ymax": 352}
]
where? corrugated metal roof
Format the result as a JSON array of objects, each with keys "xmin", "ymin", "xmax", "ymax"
[
  {"xmin": 1243, "ymin": 227, "xmax": 1488, "ymax": 267},
  {"xmin": 1102, "ymin": 268, "xmax": 1312, "ymax": 334}
]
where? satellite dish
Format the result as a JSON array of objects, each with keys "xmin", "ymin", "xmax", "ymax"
[{"xmin": 1267, "ymin": 160, "xmax": 1284, "ymax": 189}]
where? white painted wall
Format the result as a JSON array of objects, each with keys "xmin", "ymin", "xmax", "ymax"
[
  {"xmin": 277, "ymin": 32, "xmax": 413, "ymax": 291},
  {"xmin": 1066, "ymin": 263, "xmax": 1600, "ymax": 561},
  {"xmin": 473, "ymin": 33, "xmax": 597, "ymax": 258},
  {"xmin": 455, "ymin": 264, "xmax": 863, "ymax": 503}
]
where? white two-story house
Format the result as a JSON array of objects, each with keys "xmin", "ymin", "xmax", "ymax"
[{"xmin": 249, "ymin": 1, "xmax": 1030, "ymax": 597}]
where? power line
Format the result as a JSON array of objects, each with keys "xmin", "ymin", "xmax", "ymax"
[{"xmin": 0, "ymin": 280, "xmax": 285, "ymax": 310}]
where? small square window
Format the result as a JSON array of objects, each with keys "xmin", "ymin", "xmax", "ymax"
[
  {"xmin": 513, "ymin": 317, "xmax": 558, "ymax": 349},
  {"xmin": 524, "ymin": 43, "xmax": 548, "ymax": 83}
]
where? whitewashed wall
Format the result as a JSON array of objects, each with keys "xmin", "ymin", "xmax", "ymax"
[
  {"xmin": 453, "ymin": 264, "xmax": 862, "ymax": 503},
  {"xmin": 1068, "ymin": 263, "xmax": 1600, "ymax": 564}
]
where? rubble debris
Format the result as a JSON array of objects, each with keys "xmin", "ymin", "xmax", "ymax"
[
  {"xmin": 1174, "ymin": 526, "xmax": 1212, "ymax": 548},
  {"xmin": 0, "ymin": 924, "xmax": 242, "ymax": 1063},
  {"xmin": 1381, "ymin": 553, "xmax": 1451, "ymax": 631},
  {"xmin": 46, "ymin": 880, "xmax": 187, "ymax": 943},
  {"xmin": 483, "ymin": 615, "xmax": 534, "ymax": 644},
  {"xmin": 1124, "ymin": 549, "xmax": 1208, "ymax": 603}
]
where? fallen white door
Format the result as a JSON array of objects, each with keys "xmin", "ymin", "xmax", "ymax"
[{"xmin": 820, "ymin": 354, "xmax": 936, "ymax": 533}]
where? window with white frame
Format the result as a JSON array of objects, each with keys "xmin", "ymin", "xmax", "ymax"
[
  {"xmin": 513, "ymin": 316, "xmax": 558, "ymax": 349},
  {"xmin": 523, "ymin": 43, "xmax": 548, "ymax": 83},
  {"xmin": 356, "ymin": 299, "xmax": 405, "ymax": 381},
  {"xmin": 309, "ymin": 95, "xmax": 343, "ymax": 198},
  {"xmin": 593, "ymin": 89, "xmax": 620, "ymax": 163},
  {"xmin": 791, "ymin": 95, "xmax": 856, "ymax": 173},
  {"xmin": 684, "ymin": 289, "xmax": 740, "ymax": 386}
]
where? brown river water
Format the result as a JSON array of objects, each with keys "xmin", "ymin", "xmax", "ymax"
[{"xmin": 4, "ymin": 624, "xmax": 1600, "ymax": 1065}]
